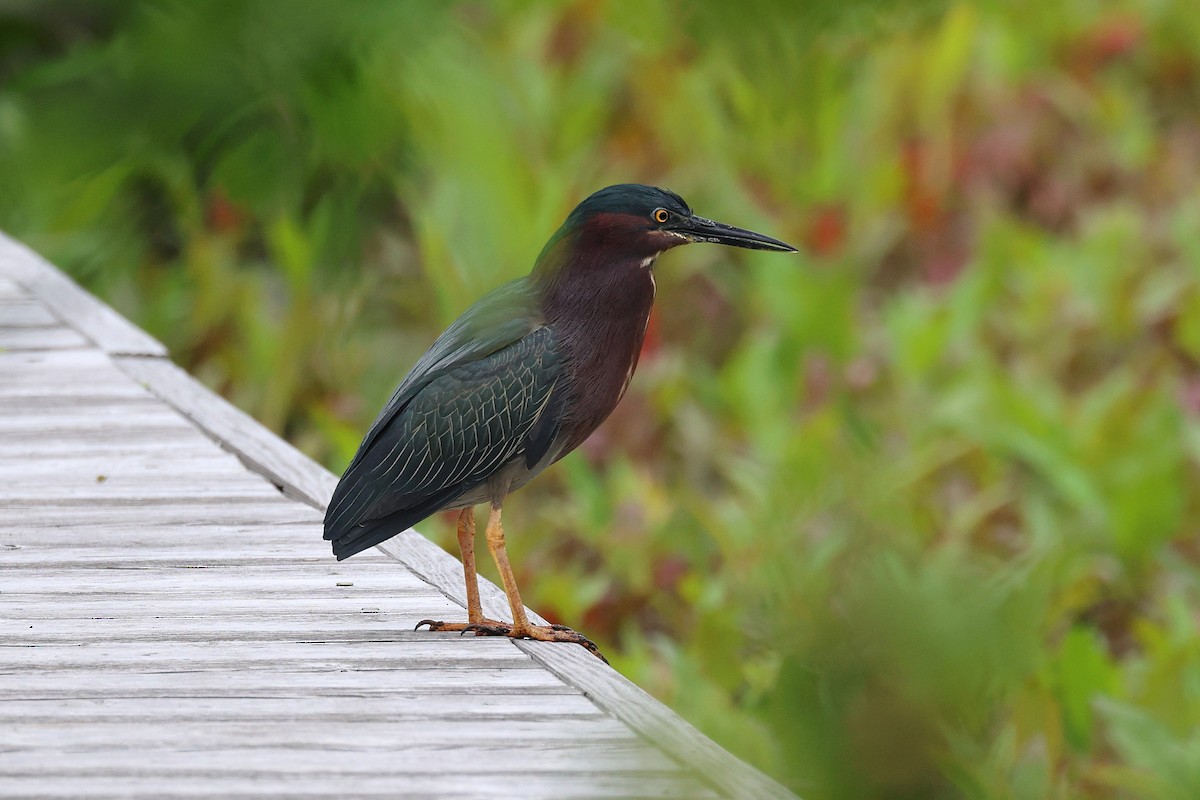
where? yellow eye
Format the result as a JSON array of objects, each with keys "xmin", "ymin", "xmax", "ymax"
[{"xmin": 653, "ymin": 208, "xmax": 669, "ymax": 224}]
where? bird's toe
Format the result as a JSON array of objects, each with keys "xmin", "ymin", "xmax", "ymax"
[
  {"xmin": 518, "ymin": 624, "xmax": 609, "ymax": 664},
  {"xmin": 416, "ymin": 618, "xmax": 607, "ymax": 663},
  {"xmin": 415, "ymin": 618, "xmax": 508, "ymax": 633},
  {"xmin": 461, "ymin": 621, "xmax": 514, "ymax": 636}
]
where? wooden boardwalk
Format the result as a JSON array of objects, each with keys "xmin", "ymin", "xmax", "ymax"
[{"xmin": 0, "ymin": 233, "xmax": 795, "ymax": 799}]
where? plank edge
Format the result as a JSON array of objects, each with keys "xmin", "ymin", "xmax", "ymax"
[{"xmin": 0, "ymin": 230, "xmax": 167, "ymax": 356}]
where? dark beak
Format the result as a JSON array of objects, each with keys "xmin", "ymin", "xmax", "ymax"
[{"xmin": 676, "ymin": 215, "xmax": 798, "ymax": 252}]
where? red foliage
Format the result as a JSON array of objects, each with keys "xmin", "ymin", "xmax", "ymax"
[
  {"xmin": 901, "ymin": 139, "xmax": 944, "ymax": 235},
  {"xmin": 804, "ymin": 204, "xmax": 847, "ymax": 257},
  {"xmin": 206, "ymin": 190, "xmax": 245, "ymax": 234},
  {"xmin": 1068, "ymin": 14, "xmax": 1144, "ymax": 82},
  {"xmin": 1087, "ymin": 15, "xmax": 1143, "ymax": 64},
  {"xmin": 895, "ymin": 138, "xmax": 971, "ymax": 285}
]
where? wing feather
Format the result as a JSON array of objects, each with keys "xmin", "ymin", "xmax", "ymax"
[
  {"xmin": 339, "ymin": 279, "xmax": 543, "ymax": 475},
  {"xmin": 324, "ymin": 325, "xmax": 564, "ymax": 556}
]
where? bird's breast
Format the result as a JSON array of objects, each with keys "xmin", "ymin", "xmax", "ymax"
[{"xmin": 546, "ymin": 266, "xmax": 656, "ymax": 454}]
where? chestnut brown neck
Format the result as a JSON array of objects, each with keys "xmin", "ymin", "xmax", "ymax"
[{"xmin": 531, "ymin": 219, "xmax": 658, "ymax": 452}]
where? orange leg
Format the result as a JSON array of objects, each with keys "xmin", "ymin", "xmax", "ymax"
[
  {"xmin": 456, "ymin": 506, "xmax": 484, "ymax": 624},
  {"xmin": 416, "ymin": 503, "xmax": 606, "ymax": 662},
  {"xmin": 472, "ymin": 502, "xmax": 607, "ymax": 662},
  {"xmin": 415, "ymin": 507, "xmax": 505, "ymax": 631}
]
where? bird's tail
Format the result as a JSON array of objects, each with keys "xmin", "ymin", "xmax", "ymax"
[{"xmin": 324, "ymin": 485, "xmax": 467, "ymax": 560}]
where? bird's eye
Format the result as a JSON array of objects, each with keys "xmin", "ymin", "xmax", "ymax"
[{"xmin": 653, "ymin": 208, "xmax": 669, "ymax": 224}]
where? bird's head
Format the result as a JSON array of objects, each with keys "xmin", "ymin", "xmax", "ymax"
[{"xmin": 534, "ymin": 184, "xmax": 796, "ymax": 276}]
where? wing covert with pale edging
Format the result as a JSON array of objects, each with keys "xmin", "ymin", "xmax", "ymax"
[
  {"xmin": 342, "ymin": 278, "xmax": 545, "ymax": 471},
  {"xmin": 323, "ymin": 323, "xmax": 565, "ymax": 557}
]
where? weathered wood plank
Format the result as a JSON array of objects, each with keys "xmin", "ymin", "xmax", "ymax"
[
  {"xmin": 2, "ymin": 570, "xmax": 439, "ymax": 595},
  {"xmin": 7, "ymin": 631, "xmax": 527, "ymax": 655},
  {"xmin": 6, "ymin": 599, "xmax": 478, "ymax": 635},
  {"xmin": 0, "ymin": 376, "xmax": 154, "ymax": 399},
  {"xmin": 1, "ymin": 668, "xmax": 573, "ymax": 697},
  {"xmin": 0, "ymin": 299, "xmax": 60, "ymax": 326},
  {"xmin": 7, "ymin": 579, "xmax": 448, "ymax": 600},
  {"xmin": 0, "ymin": 410, "xmax": 199, "ymax": 432},
  {"xmin": 0, "ymin": 471, "xmax": 285, "ymax": 494},
  {"xmin": 0, "ymin": 392, "xmax": 163, "ymax": 410},
  {"xmin": 0, "ymin": 399, "xmax": 192, "ymax": 421},
  {"xmin": 0, "ymin": 440, "xmax": 223, "ymax": 461},
  {"xmin": 0, "ymin": 695, "xmax": 604, "ymax": 719},
  {"xmin": 0, "ymin": 326, "xmax": 90, "ymax": 350},
  {"xmin": 115, "ymin": 355, "xmax": 338, "ymax": 509},
  {"xmin": 0, "ymin": 523, "xmax": 337, "ymax": 552},
  {"xmin": 0, "ymin": 772, "xmax": 717, "ymax": 800},
  {"xmin": 0, "ymin": 558, "xmax": 429, "ymax": 584},
  {"xmin": 1, "ymin": 495, "xmax": 294, "ymax": 513},
  {"xmin": 0, "ymin": 347, "xmax": 130, "ymax": 370},
  {"xmin": 0, "ymin": 543, "xmax": 400, "ymax": 567},
  {"xmin": 0, "ymin": 231, "xmax": 166, "ymax": 356},
  {"xmin": 6, "ymin": 611, "xmax": 468, "ymax": 641},
  {"xmin": 0, "ymin": 693, "xmax": 610, "ymax": 723},
  {"xmin": 0, "ymin": 454, "xmax": 248, "ymax": 478},
  {"xmin": 0, "ymin": 502, "xmax": 319, "ymax": 527},
  {"xmin": 6, "ymin": 631, "xmax": 502, "ymax": 650},
  {"xmin": 4, "ymin": 580, "xmax": 440, "ymax": 604},
  {"xmin": 0, "ymin": 543, "xmax": 320, "ymax": 563},
  {"xmin": 1, "ymin": 566, "xmax": 438, "ymax": 594},
  {"xmin": 0, "ymin": 652, "xmax": 537, "ymax": 676},
  {"xmin": 0, "ymin": 719, "xmax": 642, "ymax": 751},
  {"xmin": 0, "ymin": 550, "xmax": 313, "ymax": 569},
  {"xmin": 0, "ymin": 741, "xmax": 680, "ymax": 773},
  {"xmin": 0, "ymin": 639, "xmax": 532, "ymax": 669},
  {"xmin": 0, "ymin": 429, "xmax": 208, "ymax": 454},
  {"xmin": 3, "ymin": 572, "xmax": 430, "ymax": 595},
  {"xmin": 0, "ymin": 276, "xmax": 24, "ymax": 298},
  {"xmin": 0, "ymin": 454, "xmax": 209, "ymax": 485},
  {"xmin": 0, "ymin": 526, "xmax": 321, "ymax": 549},
  {"xmin": 0, "ymin": 479, "xmax": 285, "ymax": 501},
  {"xmin": 0, "ymin": 349, "xmax": 157, "ymax": 401}
]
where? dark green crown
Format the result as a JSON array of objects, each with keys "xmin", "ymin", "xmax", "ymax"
[{"xmin": 564, "ymin": 184, "xmax": 692, "ymax": 228}]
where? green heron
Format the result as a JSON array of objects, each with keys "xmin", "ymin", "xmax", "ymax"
[{"xmin": 325, "ymin": 184, "xmax": 796, "ymax": 657}]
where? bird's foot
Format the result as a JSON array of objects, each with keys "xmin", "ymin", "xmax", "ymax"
[
  {"xmin": 419, "ymin": 618, "xmax": 607, "ymax": 664},
  {"xmin": 414, "ymin": 618, "xmax": 508, "ymax": 632},
  {"xmin": 468, "ymin": 621, "xmax": 608, "ymax": 664}
]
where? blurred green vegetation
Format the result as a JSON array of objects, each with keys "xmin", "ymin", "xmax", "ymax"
[{"xmin": 4, "ymin": 1, "xmax": 1200, "ymax": 797}]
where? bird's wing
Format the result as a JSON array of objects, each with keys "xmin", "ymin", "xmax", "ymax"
[
  {"xmin": 323, "ymin": 323, "xmax": 565, "ymax": 556},
  {"xmin": 342, "ymin": 278, "xmax": 544, "ymax": 472}
]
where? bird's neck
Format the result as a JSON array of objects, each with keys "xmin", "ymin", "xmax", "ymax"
[{"xmin": 532, "ymin": 238, "xmax": 657, "ymax": 449}]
